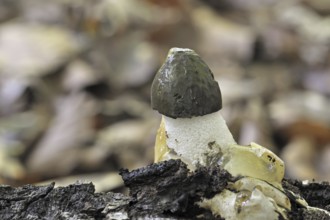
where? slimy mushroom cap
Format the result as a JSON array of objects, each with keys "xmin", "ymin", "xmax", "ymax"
[{"xmin": 151, "ymin": 48, "xmax": 222, "ymax": 118}]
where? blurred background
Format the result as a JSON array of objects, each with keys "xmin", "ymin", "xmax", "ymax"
[{"xmin": 0, "ymin": 0, "xmax": 329, "ymax": 191}]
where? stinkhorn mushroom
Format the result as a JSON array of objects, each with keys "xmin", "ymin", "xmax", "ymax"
[{"xmin": 151, "ymin": 48, "xmax": 330, "ymax": 220}]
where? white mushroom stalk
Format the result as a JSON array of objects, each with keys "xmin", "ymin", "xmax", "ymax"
[
  {"xmin": 151, "ymin": 48, "xmax": 330, "ymax": 220},
  {"xmin": 163, "ymin": 111, "xmax": 236, "ymax": 167}
]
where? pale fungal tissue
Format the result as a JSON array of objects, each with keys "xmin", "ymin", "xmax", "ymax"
[
  {"xmin": 151, "ymin": 48, "xmax": 330, "ymax": 219},
  {"xmin": 163, "ymin": 111, "xmax": 236, "ymax": 168}
]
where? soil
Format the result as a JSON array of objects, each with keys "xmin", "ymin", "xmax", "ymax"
[{"xmin": 283, "ymin": 179, "xmax": 330, "ymax": 220}]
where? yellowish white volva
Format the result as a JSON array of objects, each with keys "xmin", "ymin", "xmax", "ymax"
[
  {"xmin": 151, "ymin": 47, "xmax": 330, "ymax": 219},
  {"xmin": 154, "ymin": 110, "xmax": 289, "ymax": 220},
  {"xmin": 155, "ymin": 110, "xmax": 285, "ymax": 187}
]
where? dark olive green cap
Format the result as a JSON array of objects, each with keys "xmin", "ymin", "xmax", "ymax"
[{"xmin": 151, "ymin": 48, "xmax": 222, "ymax": 118}]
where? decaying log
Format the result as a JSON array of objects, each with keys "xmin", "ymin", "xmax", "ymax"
[{"xmin": 0, "ymin": 160, "xmax": 329, "ymax": 220}]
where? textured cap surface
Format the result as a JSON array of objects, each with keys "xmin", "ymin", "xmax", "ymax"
[{"xmin": 151, "ymin": 48, "xmax": 222, "ymax": 118}]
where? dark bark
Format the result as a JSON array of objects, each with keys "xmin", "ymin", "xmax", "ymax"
[
  {"xmin": 0, "ymin": 182, "xmax": 129, "ymax": 220},
  {"xmin": 0, "ymin": 160, "xmax": 329, "ymax": 220},
  {"xmin": 120, "ymin": 159, "xmax": 231, "ymax": 219}
]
